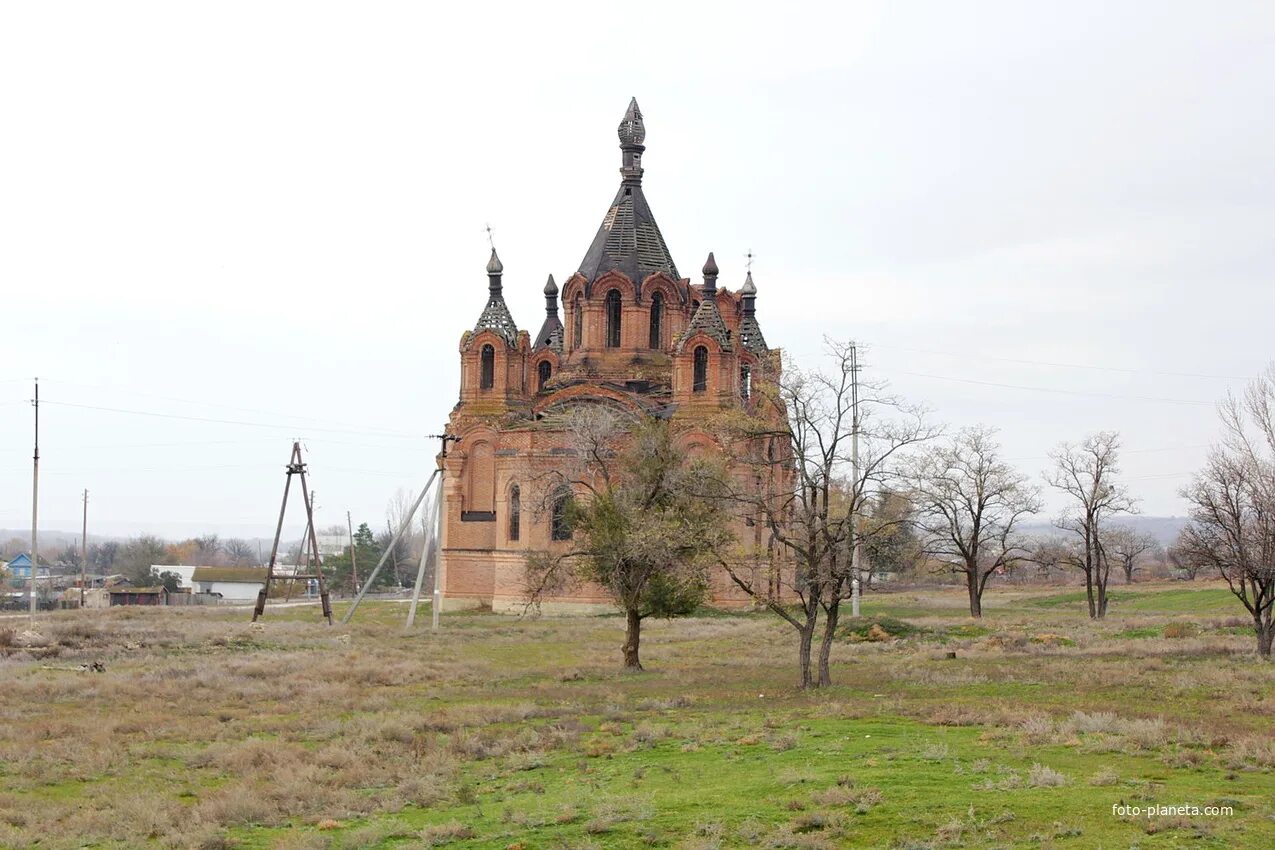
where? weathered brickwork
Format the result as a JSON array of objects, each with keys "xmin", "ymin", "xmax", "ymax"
[{"xmin": 439, "ymin": 99, "xmax": 789, "ymax": 612}]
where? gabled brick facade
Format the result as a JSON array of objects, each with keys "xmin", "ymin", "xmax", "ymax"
[{"xmin": 439, "ymin": 100, "xmax": 789, "ymax": 613}]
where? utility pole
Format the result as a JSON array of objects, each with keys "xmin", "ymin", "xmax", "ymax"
[
  {"xmin": 432, "ymin": 432, "xmax": 459, "ymax": 631},
  {"xmin": 346, "ymin": 510, "xmax": 358, "ymax": 597},
  {"xmin": 29, "ymin": 378, "xmax": 39, "ymax": 624},
  {"xmin": 80, "ymin": 489, "xmax": 88, "ymax": 609},
  {"xmin": 848, "ymin": 343, "xmax": 862, "ymax": 618}
]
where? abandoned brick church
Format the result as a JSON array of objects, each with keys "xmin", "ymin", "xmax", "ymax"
[{"xmin": 439, "ymin": 99, "xmax": 784, "ymax": 612}]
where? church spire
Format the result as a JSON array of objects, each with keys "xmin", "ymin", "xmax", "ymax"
[
  {"xmin": 474, "ymin": 248, "xmax": 519, "ymax": 345},
  {"xmin": 618, "ymin": 97, "xmax": 645, "ymax": 185},
  {"xmin": 578, "ymin": 98, "xmax": 679, "ymax": 285},
  {"xmin": 678, "ymin": 251, "xmax": 733, "ymax": 352},
  {"xmin": 534, "ymin": 274, "xmax": 563, "ymax": 351},
  {"xmin": 738, "ymin": 268, "xmax": 768, "ymax": 355}
]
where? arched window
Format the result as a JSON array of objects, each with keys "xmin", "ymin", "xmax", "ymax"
[
  {"xmin": 605, "ymin": 289, "xmax": 622, "ymax": 348},
  {"xmin": 693, "ymin": 346, "xmax": 708, "ymax": 393},
  {"xmin": 479, "ymin": 344, "xmax": 495, "ymax": 390},
  {"xmin": 465, "ymin": 441, "xmax": 495, "ymax": 514},
  {"xmin": 508, "ymin": 485, "xmax": 521, "ymax": 541},
  {"xmin": 551, "ymin": 490, "xmax": 573, "ymax": 541},
  {"xmin": 649, "ymin": 291, "xmax": 663, "ymax": 348},
  {"xmin": 572, "ymin": 293, "xmax": 583, "ymax": 348},
  {"xmin": 537, "ymin": 360, "xmax": 552, "ymax": 391},
  {"xmin": 740, "ymin": 365, "xmax": 752, "ymax": 399}
]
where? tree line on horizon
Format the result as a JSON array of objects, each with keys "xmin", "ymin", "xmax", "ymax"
[{"xmin": 516, "ymin": 341, "xmax": 1275, "ymax": 687}]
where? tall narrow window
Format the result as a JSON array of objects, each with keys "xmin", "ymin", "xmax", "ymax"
[
  {"xmin": 551, "ymin": 490, "xmax": 573, "ymax": 540},
  {"xmin": 605, "ymin": 289, "xmax": 622, "ymax": 348},
  {"xmin": 480, "ymin": 344, "xmax": 495, "ymax": 390},
  {"xmin": 508, "ymin": 485, "xmax": 521, "ymax": 541},
  {"xmin": 572, "ymin": 293, "xmax": 583, "ymax": 348},
  {"xmin": 537, "ymin": 360, "xmax": 552, "ymax": 391},
  {"xmin": 693, "ymin": 346, "xmax": 708, "ymax": 392},
  {"xmin": 740, "ymin": 365, "xmax": 752, "ymax": 399},
  {"xmin": 649, "ymin": 292, "xmax": 663, "ymax": 348}
]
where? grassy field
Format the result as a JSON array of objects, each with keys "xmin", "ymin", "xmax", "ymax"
[{"xmin": 1, "ymin": 581, "xmax": 1272, "ymax": 849}]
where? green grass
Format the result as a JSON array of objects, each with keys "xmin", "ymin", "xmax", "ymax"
[
  {"xmin": 0, "ymin": 582, "xmax": 1271, "ymax": 849},
  {"xmin": 1028, "ymin": 586, "xmax": 1238, "ymax": 615}
]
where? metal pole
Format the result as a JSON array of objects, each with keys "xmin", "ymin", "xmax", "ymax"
[
  {"xmin": 30, "ymin": 379, "xmax": 39, "ymax": 624},
  {"xmin": 341, "ymin": 471, "xmax": 437, "ymax": 625},
  {"xmin": 405, "ymin": 485, "xmax": 436, "ymax": 629},
  {"xmin": 431, "ymin": 462, "xmax": 444, "ymax": 631},
  {"xmin": 849, "ymin": 343, "xmax": 862, "ymax": 618},
  {"xmin": 80, "ymin": 489, "xmax": 88, "ymax": 609},
  {"xmin": 346, "ymin": 510, "xmax": 358, "ymax": 596}
]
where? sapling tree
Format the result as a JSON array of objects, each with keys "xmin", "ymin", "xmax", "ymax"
[{"xmin": 524, "ymin": 410, "xmax": 733, "ymax": 670}]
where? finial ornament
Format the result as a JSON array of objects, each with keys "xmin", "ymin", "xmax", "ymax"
[
  {"xmin": 544, "ymin": 274, "xmax": 558, "ymax": 296},
  {"xmin": 485, "ymin": 223, "xmax": 495, "ymax": 250},
  {"xmin": 617, "ymin": 97, "xmax": 645, "ymax": 146},
  {"xmin": 702, "ymin": 251, "xmax": 719, "ymax": 278},
  {"xmin": 486, "ymin": 247, "xmax": 503, "ymax": 276}
]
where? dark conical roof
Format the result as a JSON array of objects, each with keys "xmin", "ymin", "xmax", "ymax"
[
  {"xmin": 577, "ymin": 99, "xmax": 679, "ymax": 285},
  {"xmin": 534, "ymin": 275, "xmax": 563, "ymax": 352},
  {"xmin": 739, "ymin": 270, "xmax": 768, "ymax": 355},
  {"xmin": 678, "ymin": 252, "xmax": 732, "ymax": 352},
  {"xmin": 473, "ymin": 249, "xmax": 519, "ymax": 345}
]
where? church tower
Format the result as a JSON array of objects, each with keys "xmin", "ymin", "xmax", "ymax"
[{"xmin": 439, "ymin": 99, "xmax": 779, "ymax": 613}]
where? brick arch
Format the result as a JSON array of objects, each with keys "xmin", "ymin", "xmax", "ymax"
[
  {"xmin": 639, "ymin": 271, "xmax": 685, "ymax": 305},
  {"xmin": 676, "ymin": 330, "xmax": 728, "ymax": 355},
  {"xmin": 588, "ymin": 269, "xmax": 637, "ymax": 302},
  {"xmin": 676, "ymin": 429, "xmax": 720, "ymax": 457},
  {"xmin": 462, "ymin": 438, "xmax": 496, "ymax": 513},
  {"xmin": 533, "ymin": 351, "xmax": 560, "ymax": 392},
  {"xmin": 463, "ymin": 327, "xmax": 517, "ymax": 353},
  {"xmin": 559, "ymin": 272, "xmax": 590, "ymax": 305},
  {"xmin": 532, "ymin": 384, "xmax": 645, "ymax": 417}
]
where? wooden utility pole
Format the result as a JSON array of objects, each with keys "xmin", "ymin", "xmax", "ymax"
[
  {"xmin": 29, "ymin": 378, "xmax": 39, "ymax": 624},
  {"xmin": 346, "ymin": 510, "xmax": 358, "ymax": 596},
  {"xmin": 80, "ymin": 489, "xmax": 88, "ymax": 609},
  {"xmin": 253, "ymin": 442, "xmax": 332, "ymax": 624}
]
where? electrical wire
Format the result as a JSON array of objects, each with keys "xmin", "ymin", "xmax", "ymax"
[
  {"xmin": 873, "ymin": 343, "xmax": 1250, "ymax": 381},
  {"xmin": 39, "ymin": 399, "xmax": 424, "ymax": 439},
  {"xmin": 890, "ymin": 370, "xmax": 1215, "ymax": 407}
]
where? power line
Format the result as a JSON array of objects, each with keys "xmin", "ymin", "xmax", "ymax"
[
  {"xmin": 44, "ymin": 378, "xmax": 404, "ymax": 435},
  {"xmin": 39, "ymin": 399, "xmax": 424, "ymax": 438},
  {"xmin": 891, "ymin": 370, "xmax": 1215, "ymax": 407},
  {"xmin": 874, "ymin": 343, "xmax": 1250, "ymax": 381}
]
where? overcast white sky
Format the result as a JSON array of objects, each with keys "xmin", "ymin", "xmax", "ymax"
[{"xmin": 2, "ymin": 1, "xmax": 1273, "ymax": 540}]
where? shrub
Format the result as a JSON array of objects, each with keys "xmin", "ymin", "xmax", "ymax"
[{"xmin": 1028, "ymin": 764, "xmax": 1067, "ymax": 787}]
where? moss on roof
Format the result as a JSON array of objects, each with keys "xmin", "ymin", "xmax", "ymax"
[{"xmin": 190, "ymin": 567, "xmax": 269, "ymax": 583}]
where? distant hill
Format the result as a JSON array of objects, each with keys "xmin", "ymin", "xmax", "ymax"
[{"xmin": 1019, "ymin": 516, "xmax": 1189, "ymax": 546}]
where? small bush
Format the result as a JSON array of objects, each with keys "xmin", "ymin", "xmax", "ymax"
[{"xmin": 1027, "ymin": 764, "xmax": 1067, "ymax": 787}]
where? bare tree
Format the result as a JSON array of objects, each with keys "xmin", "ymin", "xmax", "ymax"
[
  {"xmin": 1046, "ymin": 432, "xmax": 1136, "ymax": 618},
  {"xmin": 1166, "ymin": 531, "xmax": 1202, "ymax": 580},
  {"xmin": 1105, "ymin": 525, "xmax": 1158, "ymax": 584},
  {"xmin": 223, "ymin": 538, "xmax": 258, "ymax": 566},
  {"xmin": 905, "ymin": 425, "xmax": 1041, "ymax": 617},
  {"xmin": 1180, "ymin": 367, "xmax": 1275, "ymax": 657},
  {"xmin": 719, "ymin": 340, "xmax": 935, "ymax": 687}
]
